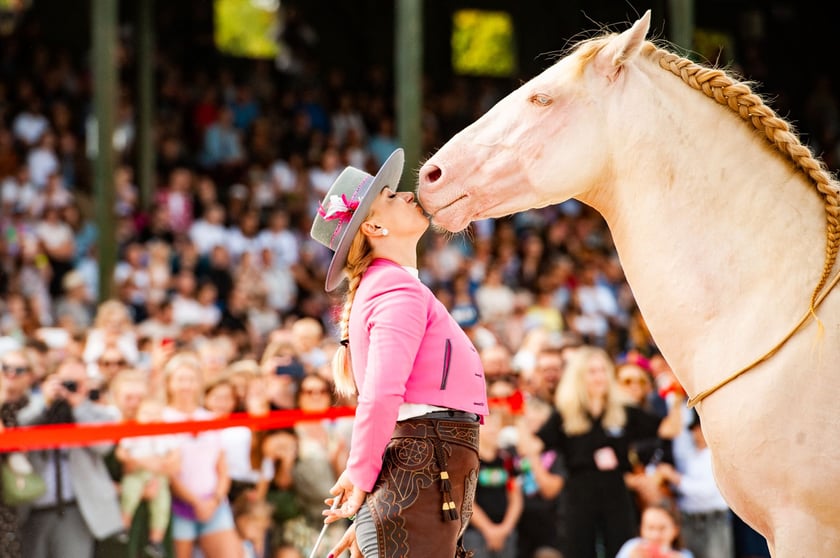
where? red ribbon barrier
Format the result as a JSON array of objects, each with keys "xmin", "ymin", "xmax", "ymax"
[{"xmin": 0, "ymin": 406, "xmax": 357, "ymax": 452}]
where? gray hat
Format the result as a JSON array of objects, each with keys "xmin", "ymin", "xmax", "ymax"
[{"xmin": 310, "ymin": 148, "xmax": 404, "ymax": 291}]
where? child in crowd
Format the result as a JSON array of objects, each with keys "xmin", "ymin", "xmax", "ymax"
[
  {"xmin": 116, "ymin": 398, "xmax": 180, "ymax": 558},
  {"xmin": 615, "ymin": 501, "xmax": 695, "ymax": 558},
  {"xmin": 233, "ymin": 494, "xmax": 274, "ymax": 558}
]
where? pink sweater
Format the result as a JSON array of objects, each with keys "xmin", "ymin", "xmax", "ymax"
[{"xmin": 346, "ymin": 259, "xmax": 488, "ymax": 491}]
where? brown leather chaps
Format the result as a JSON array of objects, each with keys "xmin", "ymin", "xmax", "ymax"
[{"xmin": 363, "ymin": 417, "xmax": 480, "ymax": 557}]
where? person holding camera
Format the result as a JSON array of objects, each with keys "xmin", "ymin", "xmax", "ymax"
[{"xmin": 17, "ymin": 356, "xmax": 124, "ymax": 558}]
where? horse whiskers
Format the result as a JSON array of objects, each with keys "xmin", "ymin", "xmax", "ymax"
[{"xmin": 428, "ymin": 222, "xmax": 472, "ymax": 244}]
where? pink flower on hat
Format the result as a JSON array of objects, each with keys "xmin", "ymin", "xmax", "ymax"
[{"xmin": 318, "ymin": 193, "xmax": 359, "ymax": 223}]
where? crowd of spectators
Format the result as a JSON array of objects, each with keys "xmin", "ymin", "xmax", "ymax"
[{"xmin": 0, "ymin": 2, "xmax": 837, "ymax": 558}]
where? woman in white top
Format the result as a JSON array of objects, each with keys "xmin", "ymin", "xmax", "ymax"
[{"xmin": 203, "ymin": 376, "xmax": 274, "ymax": 505}]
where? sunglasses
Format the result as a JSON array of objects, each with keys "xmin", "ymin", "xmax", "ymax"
[
  {"xmin": 99, "ymin": 359, "xmax": 127, "ymax": 367},
  {"xmin": 1, "ymin": 364, "xmax": 30, "ymax": 376},
  {"xmin": 300, "ymin": 388, "xmax": 329, "ymax": 396},
  {"xmin": 619, "ymin": 376, "xmax": 648, "ymax": 386}
]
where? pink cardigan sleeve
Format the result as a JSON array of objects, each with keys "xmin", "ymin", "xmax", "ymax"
[{"xmin": 345, "ymin": 274, "xmax": 428, "ymax": 492}]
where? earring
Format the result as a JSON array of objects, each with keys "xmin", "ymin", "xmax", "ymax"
[{"xmin": 381, "ymin": 228, "xmax": 389, "ymax": 236}]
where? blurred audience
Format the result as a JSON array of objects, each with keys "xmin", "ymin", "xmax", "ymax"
[{"xmin": 0, "ymin": 3, "xmax": 805, "ymax": 557}]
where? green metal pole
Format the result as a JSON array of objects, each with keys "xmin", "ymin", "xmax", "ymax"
[
  {"xmin": 137, "ymin": 0, "xmax": 155, "ymax": 211},
  {"xmin": 668, "ymin": 0, "xmax": 695, "ymax": 58},
  {"xmin": 92, "ymin": 0, "xmax": 118, "ymax": 303},
  {"xmin": 395, "ymin": 0, "xmax": 422, "ymax": 191}
]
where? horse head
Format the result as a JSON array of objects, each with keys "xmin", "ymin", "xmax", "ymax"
[{"xmin": 418, "ymin": 11, "xmax": 652, "ymax": 232}]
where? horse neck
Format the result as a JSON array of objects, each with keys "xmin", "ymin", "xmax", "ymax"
[{"xmin": 586, "ymin": 123, "xmax": 826, "ymax": 392}]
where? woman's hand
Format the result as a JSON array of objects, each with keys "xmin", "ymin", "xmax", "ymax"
[
  {"xmin": 326, "ymin": 522, "xmax": 362, "ymax": 558},
  {"xmin": 656, "ymin": 462, "xmax": 680, "ymax": 485},
  {"xmin": 515, "ymin": 427, "xmax": 544, "ymax": 459},
  {"xmin": 193, "ymin": 496, "xmax": 218, "ymax": 523},
  {"xmin": 160, "ymin": 450, "xmax": 182, "ymax": 478},
  {"xmin": 323, "ymin": 470, "xmax": 367, "ymax": 524},
  {"xmin": 481, "ymin": 524, "xmax": 509, "ymax": 551},
  {"xmin": 40, "ymin": 374, "xmax": 62, "ymax": 406},
  {"xmin": 149, "ymin": 339, "xmax": 176, "ymax": 374}
]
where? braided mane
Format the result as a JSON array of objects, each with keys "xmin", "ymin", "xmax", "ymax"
[{"xmin": 641, "ymin": 42, "xmax": 840, "ymax": 312}]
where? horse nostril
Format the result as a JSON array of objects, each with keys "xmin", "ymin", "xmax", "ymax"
[{"xmin": 421, "ymin": 164, "xmax": 442, "ymax": 186}]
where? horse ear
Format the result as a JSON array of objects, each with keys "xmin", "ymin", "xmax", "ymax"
[{"xmin": 594, "ymin": 9, "xmax": 651, "ymax": 80}]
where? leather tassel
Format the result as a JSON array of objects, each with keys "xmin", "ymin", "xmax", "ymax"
[
  {"xmin": 432, "ymin": 434, "xmax": 459, "ymax": 521},
  {"xmin": 447, "ymin": 499, "xmax": 459, "ymax": 521},
  {"xmin": 441, "ymin": 499, "xmax": 459, "ymax": 521},
  {"xmin": 440, "ymin": 470, "xmax": 452, "ymax": 493},
  {"xmin": 439, "ymin": 471, "xmax": 458, "ymax": 521}
]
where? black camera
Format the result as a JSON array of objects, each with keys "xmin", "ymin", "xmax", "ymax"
[{"xmin": 61, "ymin": 380, "xmax": 79, "ymax": 393}]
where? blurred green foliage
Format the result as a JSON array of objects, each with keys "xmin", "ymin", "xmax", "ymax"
[
  {"xmin": 214, "ymin": 0, "xmax": 279, "ymax": 59},
  {"xmin": 452, "ymin": 9, "xmax": 516, "ymax": 77}
]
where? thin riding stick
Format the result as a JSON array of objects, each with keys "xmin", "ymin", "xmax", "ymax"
[{"xmin": 309, "ymin": 491, "xmax": 343, "ymax": 558}]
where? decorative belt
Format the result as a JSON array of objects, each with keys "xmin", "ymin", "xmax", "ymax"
[
  {"xmin": 420, "ymin": 410, "xmax": 481, "ymax": 422},
  {"xmin": 392, "ymin": 418, "xmax": 480, "ymax": 452}
]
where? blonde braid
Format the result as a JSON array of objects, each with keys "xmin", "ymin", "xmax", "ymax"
[{"xmin": 331, "ymin": 232, "xmax": 375, "ymax": 397}]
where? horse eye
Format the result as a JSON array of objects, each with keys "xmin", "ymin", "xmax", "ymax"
[{"xmin": 530, "ymin": 94, "xmax": 553, "ymax": 107}]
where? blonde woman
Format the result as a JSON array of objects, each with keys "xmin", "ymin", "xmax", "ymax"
[
  {"xmin": 519, "ymin": 345, "xmax": 684, "ymax": 558},
  {"xmin": 82, "ymin": 299, "xmax": 139, "ymax": 367},
  {"xmin": 310, "ymin": 149, "xmax": 488, "ymax": 558},
  {"xmin": 161, "ymin": 352, "xmax": 243, "ymax": 558}
]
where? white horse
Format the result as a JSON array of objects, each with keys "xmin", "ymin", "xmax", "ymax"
[{"xmin": 418, "ymin": 10, "xmax": 840, "ymax": 557}]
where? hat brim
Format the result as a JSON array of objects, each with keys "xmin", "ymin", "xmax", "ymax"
[{"xmin": 324, "ymin": 149, "xmax": 405, "ymax": 291}]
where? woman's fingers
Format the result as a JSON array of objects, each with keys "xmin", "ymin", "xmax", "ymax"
[
  {"xmin": 345, "ymin": 487, "xmax": 365, "ymax": 513},
  {"xmin": 323, "ymin": 486, "xmax": 366, "ymax": 523},
  {"xmin": 325, "ymin": 523, "xmax": 356, "ymax": 558}
]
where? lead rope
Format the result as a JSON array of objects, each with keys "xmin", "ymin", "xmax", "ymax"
[{"xmin": 688, "ymin": 265, "xmax": 840, "ymax": 407}]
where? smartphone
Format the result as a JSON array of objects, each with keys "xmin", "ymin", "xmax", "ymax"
[{"xmin": 275, "ymin": 361, "xmax": 305, "ymax": 380}]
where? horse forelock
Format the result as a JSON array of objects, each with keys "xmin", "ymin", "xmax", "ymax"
[{"xmin": 568, "ymin": 36, "xmax": 610, "ymax": 76}]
